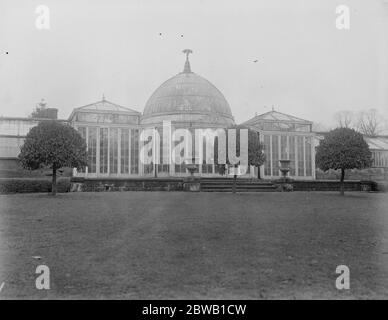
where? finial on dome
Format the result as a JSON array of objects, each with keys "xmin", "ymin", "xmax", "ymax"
[
  {"xmin": 182, "ymin": 49, "xmax": 193, "ymax": 73},
  {"xmin": 102, "ymin": 93, "xmax": 106, "ymax": 101}
]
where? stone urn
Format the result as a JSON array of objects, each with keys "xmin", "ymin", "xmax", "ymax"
[
  {"xmin": 185, "ymin": 163, "xmax": 197, "ymax": 178},
  {"xmin": 279, "ymin": 159, "xmax": 291, "ymax": 182},
  {"xmin": 184, "ymin": 163, "xmax": 200, "ymax": 191}
]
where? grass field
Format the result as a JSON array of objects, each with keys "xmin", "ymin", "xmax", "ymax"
[{"xmin": 1, "ymin": 191, "xmax": 388, "ymax": 299}]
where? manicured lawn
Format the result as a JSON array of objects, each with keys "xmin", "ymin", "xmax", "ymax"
[{"xmin": 1, "ymin": 191, "xmax": 388, "ymax": 299}]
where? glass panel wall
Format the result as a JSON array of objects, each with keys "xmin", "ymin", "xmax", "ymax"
[
  {"xmin": 121, "ymin": 128, "xmax": 129, "ymax": 174},
  {"xmin": 289, "ymin": 136, "xmax": 296, "ymax": 176},
  {"xmin": 201, "ymin": 138, "xmax": 213, "ymax": 174},
  {"xmin": 264, "ymin": 135, "xmax": 271, "ymax": 176},
  {"xmin": 272, "ymin": 135, "xmax": 279, "ymax": 176},
  {"xmin": 261, "ymin": 133, "xmax": 313, "ymax": 178},
  {"xmin": 372, "ymin": 151, "xmax": 388, "ymax": 167},
  {"xmin": 77, "ymin": 113, "xmax": 139, "ymax": 124},
  {"xmin": 191, "ymin": 128, "xmax": 200, "ymax": 173},
  {"xmin": 297, "ymin": 136, "xmax": 304, "ymax": 177},
  {"xmin": 100, "ymin": 128, "xmax": 108, "ymax": 174},
  {"xmin": 157, "ymin": 127, "xmax": 169, "ymax": 174},
  {"xmin": 130, "ymin": 129, "xmax": 139, "ymax": 174},
  {"xmin": 77, "ymin": 127, "xmax": 87, "ymax": 172},
  {"xmin": 174, "ymin": 135, "xmax": 186, "ymax": 174},
  {"xmin": 73, "ymin": 125, "xmax": 315, "ymax": 178},
  {"xmin": 88, "ymin": 127, "xmax": 97, "ymax": 173},
  {"xmin": 305, "ymin": 137, "xmax": 312, "ymax": 176},
  {"xmin": 280, "ymin": 135, "xmax": 288, "ymax": 160},
  {"xmin": 109, "ymin": 128, "xmax": 118, "ymax": 174},
  {"xmin": 142, "ymin": 134, "xmax": 153, "ymax": 175}
]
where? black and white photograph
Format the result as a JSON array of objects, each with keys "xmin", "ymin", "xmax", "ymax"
[{"xmin": 0, "ymin": 0, "xmax": 388, "ymax": 307}]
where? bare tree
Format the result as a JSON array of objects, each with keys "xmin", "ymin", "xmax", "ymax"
[
  {"xmin": 356, "ymin": 109, "xmax": 383, "ymax": 137},
  {"xmin": 312, "ymin": 122, "xmax": 332, "ymax": 132},
  {"xmin": 334, "ymin": 110, "xmax": 354, "ymax": 128}
]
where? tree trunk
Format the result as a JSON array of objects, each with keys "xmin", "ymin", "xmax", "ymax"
[
  {"xmin": 154, "ymin": 163, "xmax": 157, "ymax": 178},
  {"xmin": 340, "ymin": 168, "xmax": 345, "ymax": 196},
  {"xmin": 257, "ymin": 166, "xmax": 261, "ymax": 180},
  {"xmin": 52, "ymin": 164, "xmax": 57, "ymax": 196}
]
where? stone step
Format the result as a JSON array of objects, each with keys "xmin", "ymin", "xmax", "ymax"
[
  {"xmin": 201, "ymin": 178, "xmax": 259, "ymax": 181},
  {"xmin": 201, "ymin": 183, "xmax": 277, "ymax": 192},
  {"xmin": 201, "ymin": 182, "xmax": 274, "ymax": 186},
  {"xmin": 202, "ymin": 188, "xmax": 277, "ymax": 192},
  {"xmin": 201, "ymin": 184, "xmax": 275, "ymax": 189},
  {"xmin": 200, "ymin": 178, "xmax": 277, "ymax": 192}
]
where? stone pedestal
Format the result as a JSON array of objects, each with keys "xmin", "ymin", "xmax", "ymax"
[
  {"xmin": 274, "ymin": 178, "xmax": 294, "ymax": 192},
  {"xmin": 70, "ymin": 182, "xmax": 83, "ymax": 192},
  {"xmin": 360, "ymin": 181, "xmax": 372, "ymax": 192},
  {"xmin": 183, "ymin": 177, "xmax": 201, "ymax": 192}
]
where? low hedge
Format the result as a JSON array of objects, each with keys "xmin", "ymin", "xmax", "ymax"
[
  {"xmin": 376, "ymin": 181, "xmax": 388, "ymax": 192},
  {"xmin": 0, "ymin": 177, "xmax": 71, "ymax": 194}
]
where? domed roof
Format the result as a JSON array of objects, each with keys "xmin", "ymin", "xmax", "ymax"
[{"xmin": 141, "ymin": 50, "xmax": 234, "ymax": 126}]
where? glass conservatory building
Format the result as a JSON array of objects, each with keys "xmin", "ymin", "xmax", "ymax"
[
  {"xmin": 68, "ymin": 52, "xmax": 316, "ymax": 180},
  {"xmin": 242, "ymin": 111, "xmax": 316, "ymax": 180},
  {"xmin": 0, "ymin": 51, "xmax": 318, "ymax": 180},
  {"xmin": 69, "ymin": 104, "xmax": 316, "ymax": 180},
  {"xmin": 68, "ymin": 99, "xmax": 142, "ymax": 177}
]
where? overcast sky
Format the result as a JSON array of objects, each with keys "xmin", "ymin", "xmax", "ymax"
[{"xmin": 0, "ymin": 0, "xmax": 387, "ymax": 128}]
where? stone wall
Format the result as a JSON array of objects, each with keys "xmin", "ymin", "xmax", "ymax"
[
  {"xmin": 316, "ymin": 168, "xmax": 388, "ymax": 181},
  {"xmin": 291, "ymin": 180, "xmax": 377, "ymax": 192},
  {"xmin": 70, "ymin": 177, "xmax": 184, "ymax": 192},
  {"xmin": 70, "ymin": 177, "xmax": 382, "ymax": 193}
]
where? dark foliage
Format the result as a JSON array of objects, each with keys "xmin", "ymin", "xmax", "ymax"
[
  {"xmin": 316, "ymin": 127, "xmax": 372, "ymax": 194},
  {"xmin": 19, "ymin": 121, "xmax": 87, "ymax": 194},
  {"xmin": 0, "ymin": 178, "xmax": 70, "ymax": 194},
  {"xmin": 226, "ymin": 125, "xmax": 266, "ymax": 168}
]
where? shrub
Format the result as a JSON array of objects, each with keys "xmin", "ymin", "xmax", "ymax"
[
  {"xmin": 282, "ymin": 183, "xmax": 294, "ymax": 192},
  {"xmin": 19, "ymin": 121, "xmax": 87, "ymax": 195},
  {"xmin": 316, "ymin": 127, "xmax": 372, "ymax": 195},
  {"xmin": 0, "ymin": 178, "xmax": 70, "ymax": 194},
  {"xmin": 376, "ymin": 181, "xmax": 388, "ymax": 193}
]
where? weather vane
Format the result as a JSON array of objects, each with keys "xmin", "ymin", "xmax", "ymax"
[
  {"xmin": 182, "ymin": 49, "xmax": 193, "ymax": 73},
  {"xmin": 182, "ymin": 49, "xmax": 193, "ymax": 59}
]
